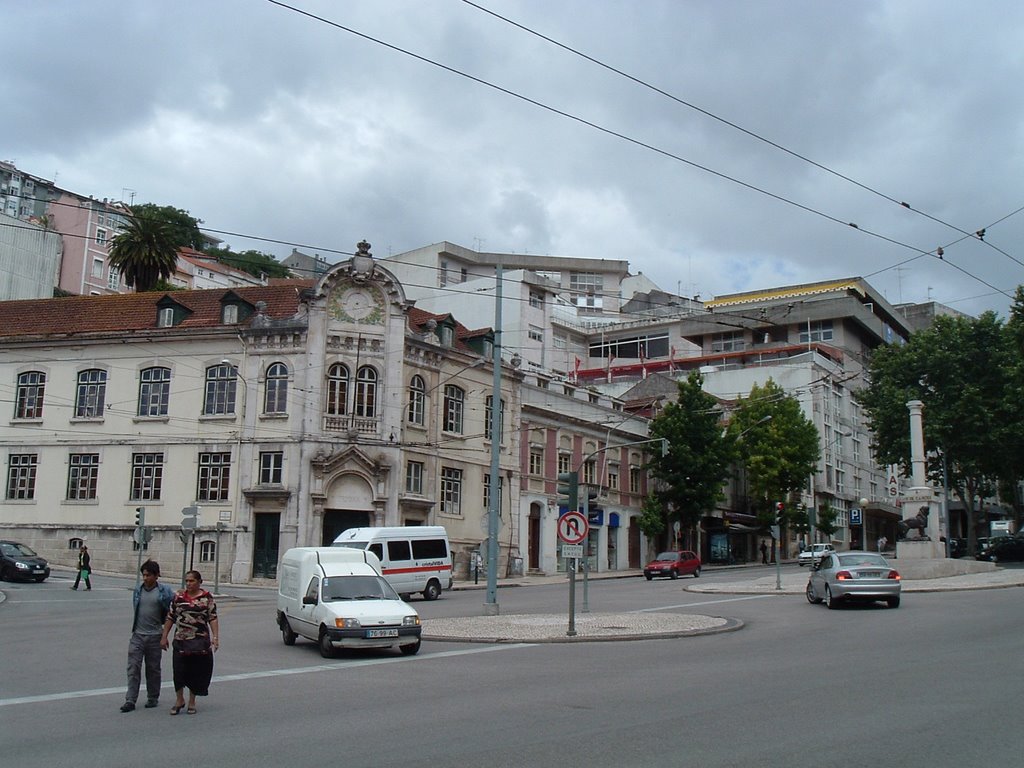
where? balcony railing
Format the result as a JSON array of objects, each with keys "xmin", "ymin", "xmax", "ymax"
[{"xmin": 323, "ymin": 414, "xmax": 380, "ymax": 435}]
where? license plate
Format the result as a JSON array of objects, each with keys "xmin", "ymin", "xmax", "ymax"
[
  {"xmin": 860, "ymin": 571, "xmax": 881, "ymax": 578},
  {"xmin": 365, "ymin": 628, "xmax": 398, "ymax": 639},
  {"xmin": 33, "ymin": 569, "xmax": 45, "ymax": 574}
]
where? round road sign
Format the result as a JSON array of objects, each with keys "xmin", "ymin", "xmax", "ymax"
[{"xmin": 557, "ymin": 511, "xmax": 589, "ymax": 545}]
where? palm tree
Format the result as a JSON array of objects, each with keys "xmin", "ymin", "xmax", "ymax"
[{"xmin": 107, "ymin": 210, "xmax": 179, "ymax": 292}]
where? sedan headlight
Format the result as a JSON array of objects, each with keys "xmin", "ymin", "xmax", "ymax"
[
  {"xmin": 335, "ymin": 617, "xmax": 361, "ymax": 629},
  {"xmin": 402, "ymin": 615, "xmax": 421, "ymax": 627},
  {"xmin": 15, "ymin": 561, "xmax": 30, "ymax": 570}
]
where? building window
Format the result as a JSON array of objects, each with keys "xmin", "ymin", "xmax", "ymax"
[
  {"xmin": 199, "ymin": 541, "xmax": 216, "ymax": 563},
  {"xmin": 138, "ymin": 367, "xmax": 171, "ymax": 417},
  {"xmin": 222, "ymin": 304, "xmax": 239, "ymax": 324},
  {"xmin": 6, "ymin": 454, "xmax": 38, "ymax": 499},
  {"xmin": 528, "ymin": 328, "xmax": 544, "ymax": 342},
  {"xmin": 407, "ymin": 375, "xmax": 426, "ymax": 426},
  {"xmin": 439, "ymin": 467, "xmax": 462, "ymax": 515},
  {"xmin": 197, "ymin": 452, "xmax": 231, "ymax": 502},
  {"xmin": 405, "ymin": 461, "xmax": 424, "ymax": 494},
  {"xmin": 15, "ymin": 371, "xmax": 45, "ymax": 419},
  {"xmin": 800, "ymin": 320, "xmax": 834, "ymax": 343},
  {"xmin": 75, "ymin": 369, "xmax": 107, "ymax": 418},
  {"xmin": 203, "ymin": 363, "xmax": 237, "ymax": 416},
  {"xmin": 92, "ymin": 258, "xmax": 103, "ymax": 278},
  {"xmin": 131, "ymin": 452, "xmax": 164, "ymax": 501},
  {"xmin": 529, "ymin": 447, "xmax": 544, "ymax": 477},
  {"xmin": 711, "ymin": 331, "xmax": 745, "ymax": 353},
  {"xmin": 67, "ymin": 453, "xmax": 100, "ymax": 500},
  {"xmin": 326, "ymin": 363, "xmax": 349, "ymax": 416},
  {"xmin": 354, "ymin": 366, "xmax": 377, "ymax": 418},
  {"xmin": 607, "ymin": 464, "xmax": 619, "ymax": 491},
  {"xmin": 582, "ymin": 459, "xmax": 596, "ymax": 485},
  {"xmin": 442, "ymin": 385, "xmax": 464, "ymax": 434},
  {"xmin": 629, "ymin": 466, "xmax": 641, "ymax": 494},
  {"xmin": 259, "ymin": 451, "xmax": 283, "ymax": 485},
  {"xmin": 484, "ymin": 396, "xmax": 504, "ymax": 442},
  {"xmin": 483, "ymin": 473, "xmax": 504, "ymax": 510},
  {"xmin": 95, "ymin": 227, "xmax": 107, "ymax": 245},
  {"xmin": 558, "ymin": 453, "xmax": 571, "ymax": 475},
  {"xmin": 529, "ymin": 291, "xmax": 543, "ymax": 308},
  {"xmin": 263, "ymin": 362, "xmax": 289, "ymax": 414},
  {"xmin": 108, "ymin": 267, "xmax": 120, "ymax": 290},
  {"xmin": 157, "ymin": 307, "xmax": 174, "ymax": 327}
]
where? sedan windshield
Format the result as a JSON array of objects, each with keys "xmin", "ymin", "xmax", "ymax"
[
  {"xmin": 1, "ymin": 542, "xmax": 37, "ymax": 557},
  {"xmin": 654, "ymin": 552, "xmax": 679, "ymax": 561}
]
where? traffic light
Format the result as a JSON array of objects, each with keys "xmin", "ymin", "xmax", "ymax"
[
  {"xmin": 135, "ymin": 507, "xmax": 145, "ymax": 527},
  {"xmin": 584, "ymin": 486, "xmax": 602, "ymax": 524},
  {"xmin": 775, "ymin": 502, "xmax": 785, "ymax": 525},
  {"xmin": 556, "ymin": 471, "xmax": 579, "ymax": 512}
]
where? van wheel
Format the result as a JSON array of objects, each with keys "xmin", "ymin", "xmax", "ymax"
[
  {"xmin": 423, "ymin": 580, "xmax": 442, "ymax": 601},
  {"xmin": 399, "ymin": 640, "xmax": 421, "ymax": 656},
  {"xmin": 318, "ymin": 630, "xmax": 335, "ymax": 659},
  {"xmin": 281, "ymin": 622, "xmax": 297, "ymax": 646}
]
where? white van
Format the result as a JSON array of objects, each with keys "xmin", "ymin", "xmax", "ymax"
[
  {"xmin": 332, "ymin": 526, "xmax": 452, "ymax": 601},
  {"xmin": 276, "ymin": 547, "xmax": 422, "ymax": 657}
]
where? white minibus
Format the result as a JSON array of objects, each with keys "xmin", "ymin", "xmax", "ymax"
[{"xmin": 332, "ymin": 526, "xmax": 452, "ymax": 600}]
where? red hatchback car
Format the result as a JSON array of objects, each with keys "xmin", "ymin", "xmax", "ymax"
[{"xmin": 643, "ymin": 550, "xmax": 701, "ymax": 580}]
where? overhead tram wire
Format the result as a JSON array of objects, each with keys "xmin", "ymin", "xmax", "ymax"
[
  {"xmin": 2, "ymin": 189, "xmax": 1014, "ymax": 312},
  {"xmin": 461, "ymin": 0, "xmax": 1024, "ymax": 272},
  {"xmin": 264, "ymin": 1, "xmax": 1017, "ymax": 302}
]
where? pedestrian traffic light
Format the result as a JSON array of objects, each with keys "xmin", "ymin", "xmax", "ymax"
[
  {"xmin": 556, "ymin": 471, "xmax": 579, "ymax": 512},
  {"xmin": 135, "ymin": 507, "xmax": 145, "ymax": 527},
  {"xmin": 775, "ymin": 502, "xmax": 785, "ymax": 525}
]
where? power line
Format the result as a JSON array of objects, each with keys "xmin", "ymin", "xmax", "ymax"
[
  {"xmin": 263, "ymin": 1, "xmax": 1018, "ymax": 303},
  {"xmin": 460, "ymin": 0, "xmax": 1024, "ymax": 272}
]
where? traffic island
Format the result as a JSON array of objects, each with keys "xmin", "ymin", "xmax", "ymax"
[{"xmin": 422, "ymin": 612, "xmax": 743, "ymax": 643}]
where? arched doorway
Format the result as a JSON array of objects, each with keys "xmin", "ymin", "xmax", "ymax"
[{"xmin": 322, "ymin": 473, "xmax": 375, "ymax": 545}]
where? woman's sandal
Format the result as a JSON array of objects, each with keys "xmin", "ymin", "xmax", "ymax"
[
  {"xmin": 170, "ymin": 704, "xmax": 184, "ymax": 715},
  {"xmin": 186, "ymin": 707, "xmax": 197, "ymax": 715}
]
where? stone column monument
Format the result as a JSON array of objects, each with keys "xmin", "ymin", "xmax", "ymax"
[{"xmin": 896, "ymin": 400, "xmax": 944, "ymax": 559}]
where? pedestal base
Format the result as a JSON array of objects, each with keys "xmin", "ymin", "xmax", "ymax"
[{"xmin": 895, "ymin": 538, "xmax": 944, "ymax": 560}]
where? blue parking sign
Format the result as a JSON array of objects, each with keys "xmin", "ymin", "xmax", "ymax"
[{"xmin": 850, "ymin": 508, "xmax": 863, "ymax": 525}]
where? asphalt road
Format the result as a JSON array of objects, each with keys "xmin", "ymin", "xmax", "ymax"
[{"xmin": 2, "ymin": 567, "xmax": 1021, "ymax": 767}]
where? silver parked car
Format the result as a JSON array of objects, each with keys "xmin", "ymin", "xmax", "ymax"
[{"xmin": 805, "ymin": 551, "xmax": 901, "ymax": 609}]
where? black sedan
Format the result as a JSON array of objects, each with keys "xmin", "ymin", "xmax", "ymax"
[
  {"xmin": 976, "ymin": 536, "xmax": 1024, "ymax": 563},
  {"xmin": 0, "ymin": 540, "xmax": 51, "ymax": 582}
]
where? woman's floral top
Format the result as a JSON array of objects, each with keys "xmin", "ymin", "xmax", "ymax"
[{"xmin": 167, "ymin": 589, "xmax": 218, "ymax": 643}]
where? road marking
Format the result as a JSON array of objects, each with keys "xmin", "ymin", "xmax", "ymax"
[
  {"xmin": 0, "ymin": 644, "xmax": 535, "ymax": 708},
  {"xmin": 633, "ymin": 594, "xmax": 774, "ymax": 612}
]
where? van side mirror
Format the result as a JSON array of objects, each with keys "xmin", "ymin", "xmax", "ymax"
[{"xmin": 302, "ymin": 595, "xmax": 318, "ymax": 606}]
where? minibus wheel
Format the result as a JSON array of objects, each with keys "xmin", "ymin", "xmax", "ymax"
[
  {"xmin": 423, "ymin": 580, "xmax": 442, "ymax": 601},
  {"xmin": 319, "ymin": 628, "xmax": 336, "ymax": 658}
]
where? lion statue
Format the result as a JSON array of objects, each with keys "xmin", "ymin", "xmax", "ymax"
[{"xmin": 897, "ymin": 506, "xmax": 930, "ymax": 540}]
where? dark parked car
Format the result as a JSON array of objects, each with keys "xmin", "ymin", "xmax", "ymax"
[
  {"xmin": 976, "ymin": 536, "xmax": 1024, "ymax": 563},
  {"xmin": 0, "ymin": 540, "xmax": 51, "ymax": 582},
  {"xmin": 644, "ymin": 550, "xmax": 701, "ymax": 580}
]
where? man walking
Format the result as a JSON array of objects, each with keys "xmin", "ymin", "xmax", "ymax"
[
  {"xmin": 760, "ymin": 540, "xmax": 769, "ymax": 565},
  {"xmin": 121, "ymin": 560, "xmax": 175, "ymax": 713}
]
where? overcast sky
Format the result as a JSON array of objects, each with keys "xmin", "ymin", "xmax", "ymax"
[{"xmin": 5, "ymin": 1, "xmax": 1023, "ymax": 319}]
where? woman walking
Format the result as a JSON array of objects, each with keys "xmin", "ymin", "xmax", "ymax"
[
  {"xmin": 71, "ymin": 544, "xmax": 92, "ymax": 590},
  {"xmin": 160, "ymin": 570, "xmax": 219, "ymax": 714}
]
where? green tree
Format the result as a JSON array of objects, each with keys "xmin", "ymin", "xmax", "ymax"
[
  {"xmin": 107, "ymin": 210, "xmax": 180, "ymax": 292},
  {"xmin": 645, "ymin": 372, "xmax": 733, "ymax": 548},
  {"xmin": 815, "ymin": 501, "xmax": 840, "ymax": 540},
  {"xmin": 130, "ymin": 203, "xmax": 206, "ymax": 250},
  {"xmin": 728, "ymin": 380, "xmax": 820, "ymax": 528},
  {"xmin": 857, "ymin": 311, "xmax": 1019, "ymax": 552},
  {"xmin": 214, "ymin": 248, "xmax": 291, "ymax": 280}
]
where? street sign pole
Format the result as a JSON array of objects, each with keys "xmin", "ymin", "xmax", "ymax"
[
  {"xmin": 582, "ymin": 492, "xmax": 590, "ymax": 613},
  {"xmin": 567, "ymin": 556, "xmax": 577, "ymax": 637},
  {"xmin": 558, "ymin": 511, "xmax": 588, "ymax": 637}
]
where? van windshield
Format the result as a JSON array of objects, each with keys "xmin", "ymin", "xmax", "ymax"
[
  {"xmin": 322, "ymin": 575, "xmax": 400, "ymax": 602},
  {"xmin": 333, "ymin": 542, "xmax": 368, "ymax": 550}
]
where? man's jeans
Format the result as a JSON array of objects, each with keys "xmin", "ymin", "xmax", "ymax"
[{"xmin": 125, "ymin": 632, "xmax": 163, "ymax": 704}]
